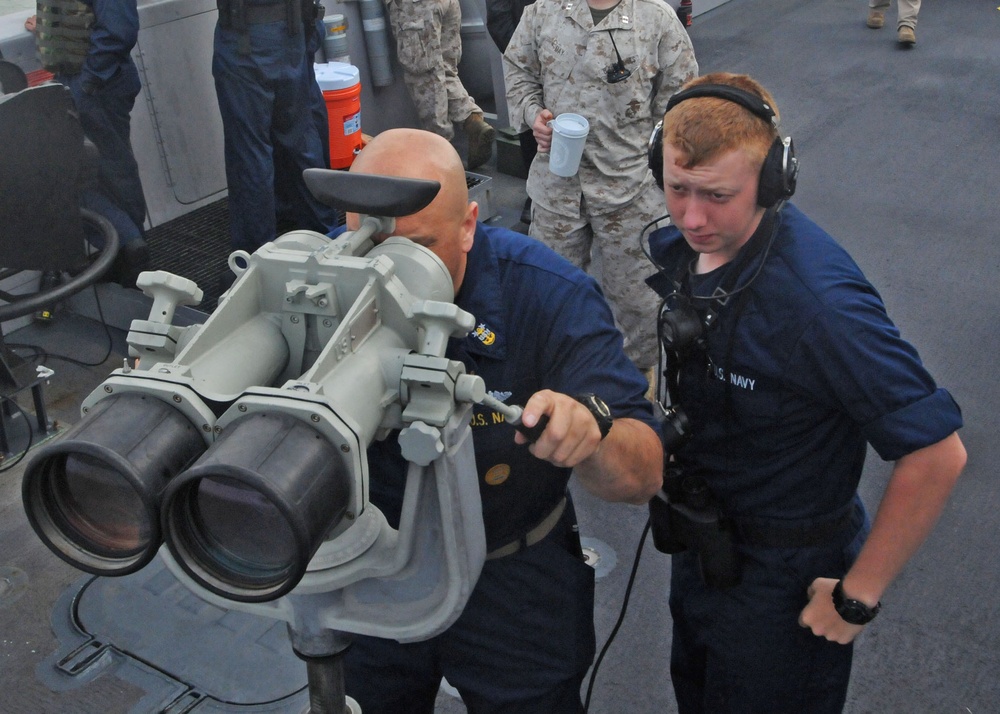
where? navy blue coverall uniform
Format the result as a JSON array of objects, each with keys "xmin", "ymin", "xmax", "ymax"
[
  {"xmin": 338, "ymin": 221, "xmax": 657, "ymax": 713},
  {"xmin": 57, "ymin": 0, "xmax": 147, "ymax": 250},
  {"xmin": 273, "ymin": 10, "xmax": 333, "ymax": 233},
  {"xmin": 213, "ymin": 0, "xmax": 338, "ymax": 253},
  {"xmin": 647, "ymin": 203, "xmax": 963, "ymax": 713}
]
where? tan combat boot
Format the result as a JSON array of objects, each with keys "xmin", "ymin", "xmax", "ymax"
[
  {"xmin": 897, "ymin": 26, "xmax": 916, "ymax": 46},
  {"xmin": 464, "ymin": 114, "xmax": 496, "ymax": 170},
  {"xmin": 866, "ymin": 9, "xmax": 884, "ymax": 28}
]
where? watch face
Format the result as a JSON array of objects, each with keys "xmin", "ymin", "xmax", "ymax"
[
  {"xmin": 833, "ymin": 581, "xmax": 879, "ymax": 625},
  {"xmin": 591, "ymin": 395, "xmax": 611, "ymax": 418},
  {"xmin": 576, "ymin": 394, "xmax": 613, "ymax": 439},
  {"xmin": 838, "ymin": 601, "xmax": 873, "ymax": 625}
]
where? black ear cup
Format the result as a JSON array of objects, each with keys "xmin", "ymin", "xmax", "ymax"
[
  {"xmin": 756, "ymin": 136, "xmax": 797, "ymax": 208},
  {"xmin": 648, "ymin": 120, "xmax": 664, "ymax": 189},
  {"xmin": 648, "ymin": 84, "xmax": 798, "ymax": 207}
]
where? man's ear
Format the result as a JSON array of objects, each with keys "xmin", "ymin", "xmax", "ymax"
[{"xmin": 461, "ymin": 201, "xmax": 479, "ymax": 253}]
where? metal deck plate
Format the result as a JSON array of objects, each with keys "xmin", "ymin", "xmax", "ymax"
[{"xmin": 40, "ymin": 556, "xmax": 309, "ymax": 713}]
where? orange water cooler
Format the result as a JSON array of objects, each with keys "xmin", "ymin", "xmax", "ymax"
[{"xmin": 315, "ymin": 62, "xmax": 364, "ymax": 169}]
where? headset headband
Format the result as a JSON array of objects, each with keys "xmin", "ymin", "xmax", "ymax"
[
  {"xmin": 665, "ymin": 84, "xmax": 778, "ymax": 129},
  {"xmin": 651, "ymin": 82, "xmax": 797, "ymax": 207}
]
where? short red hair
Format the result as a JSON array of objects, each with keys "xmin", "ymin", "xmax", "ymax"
[{"xmin": 661, "ymin": 72, "xmax": 781, "ymax": 171}]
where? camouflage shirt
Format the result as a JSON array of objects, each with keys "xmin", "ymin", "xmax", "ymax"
[{"xmin": 503, "ymin": 0, "xmax": 697, "ymax": 215}]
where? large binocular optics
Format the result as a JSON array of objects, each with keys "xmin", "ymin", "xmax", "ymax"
[
  {"xmin": 22, "ymin": 390, "xmax": 354, "ymax": 601},
  {"xmin": 20, "ymin": 172, "xmax": 489, "ymax": 643}
]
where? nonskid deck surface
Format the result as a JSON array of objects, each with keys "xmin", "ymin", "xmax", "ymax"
[
  {"xmin": 2, "ymin": 0, "xmax": 999, "ymax": 710},
  {"xmin": 145, "ymin": 198, "xmax": 232, "ymax": 315}
]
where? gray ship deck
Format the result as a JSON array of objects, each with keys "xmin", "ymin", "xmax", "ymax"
[{"xmin": 2, "ymin": 0, "xmax": 999, "ymax": 711}]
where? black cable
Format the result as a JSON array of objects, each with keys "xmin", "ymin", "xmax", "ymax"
[
  {"xmin": 0, "ymin": 394, "xmax": 35, "ymax": 472},
  {"xmin": 643, "ymin": 204, "xmax": 784, "ymax": 310},
  {"xmin": 7, "ymin": 281, "xmax": 116, "ymax": 368},
  {"xmin": 6, "ymin": 342, "xmax": 45, "ymax": 363},
  {"xmin": 639, "ymin": 212, "xmax": 672, "ymax": 270},
  {"xmin": 583, "ymin": 518, "xmax": 652, "ymax": 713},
  {"xmin": 605, "ymin": 31, "xmax": 632, "ymax": 84}
]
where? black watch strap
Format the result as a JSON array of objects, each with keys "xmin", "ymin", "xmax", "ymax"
[
  {"xmin": 832, "ymin": 580, "xmax": 881, "ymax": 625},
  {"xmin": 574, "ymin": 393, "xmax": 613, "ymax": 440}
]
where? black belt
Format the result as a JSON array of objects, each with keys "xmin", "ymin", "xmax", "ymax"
[
  {"xmin": 734, "ymin": 501, "xmax": 860, "ymax": 549},
  {"xmin": 486, "ymin": 497, "xmax": 567, "ymax": 560},
  {"xmin": 47, "ymin": 63, "xmax": 83, "ymax": 77}
]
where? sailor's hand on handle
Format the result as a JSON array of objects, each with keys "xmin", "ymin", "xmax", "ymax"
[
  {"xmin": 513, "ymin": 412, "xmax": 550, "ymax": 443},
  {"xmin": 514, "ymin": 391, "xmax": 604, "ymax": 468},
  {"xmin": 471, "ymin": 382, "xmax": 550, "ymax": 444}
]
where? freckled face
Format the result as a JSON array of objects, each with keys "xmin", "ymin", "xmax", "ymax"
[{"xmin": 662, "ymin": 144, "xmax": 766, "ymax": 272}]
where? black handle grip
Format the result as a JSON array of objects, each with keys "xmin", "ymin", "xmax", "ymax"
[{"xmin": 515, "ymin": 414, "xmax": 550, "ymax": 444}]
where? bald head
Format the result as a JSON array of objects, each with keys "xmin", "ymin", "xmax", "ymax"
[
  {"xmin": 348, "ymin": 129, "xmax": 478, "ymax": 293},
  {"xmin": 351, "ymin": 129, "xmax": 470, "ymax": 221}
]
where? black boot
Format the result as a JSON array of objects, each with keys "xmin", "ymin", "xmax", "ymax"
[{"xmin": 107, "ymin": 238, "xmax": 151, "ymax": 288}]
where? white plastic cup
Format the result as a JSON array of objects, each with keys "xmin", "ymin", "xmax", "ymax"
[{"xmin": 547, "ymin": 113, "xmax": 590, "ymax": 177}]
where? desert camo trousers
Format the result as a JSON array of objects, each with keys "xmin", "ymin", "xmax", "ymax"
[
  {"xmin": 529, "ymin": 182, "xmax": 664, "ymax": 370},
  {"xmin": 386, "ymin": 0, "xmax": 482, "ymax": 139}
]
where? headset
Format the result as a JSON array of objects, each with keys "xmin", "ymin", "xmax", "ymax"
[{"xmin": 647, "ymin": 83, "xmax": 798, "ymax": 208}]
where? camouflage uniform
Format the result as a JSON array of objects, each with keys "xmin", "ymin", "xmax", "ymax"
[
  {"xmin": 503, "ymin": 0, "xmax": 697, "ymax": 369},
  {"xmin": 386, "ymin": 0, "xmax": 482, "ymax": 140}
]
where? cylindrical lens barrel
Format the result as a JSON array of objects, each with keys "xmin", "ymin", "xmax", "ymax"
[
  {"xmin": 22, "ymin": 393, "xmax": 206, "ymax": 575},
  {"xmin": 162, "ymin": 411, "xmax": 351, "ymax": 602}
]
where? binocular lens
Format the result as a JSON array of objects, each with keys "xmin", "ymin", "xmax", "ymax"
[
  {"xmin": 46, "ymin": 452, "xmax": 150, "ymax": 557},
  {"xmin": 177, "ymin": 476, "xmax": 297, "ymax": 589},
  {"xmin": 162, "ymin": 411, "xmax": 352, "ymax": 602},
  {"xmin": 22, "ymin": 392, "xmax": 207, "ymax": 575}
]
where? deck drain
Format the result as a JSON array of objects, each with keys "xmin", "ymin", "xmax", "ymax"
[{"xmin": 580, "ymin": 537, "xmax": 617, "ymax": 579}]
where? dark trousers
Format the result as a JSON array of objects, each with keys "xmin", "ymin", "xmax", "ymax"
[
  {"xmin": 519, "ymin": 128, "xmax": 537, "ymax": 173},
  {"xmin": 669, "ymin": 500, "xmax": 870, "ymax": 713},
  {"xmin": 61, "ymin": 62, "xmax": 146, "ymax": 246},
  {"xmin": 214, "ymin": 20, "xmax": 338, "ymax": 253},
  {"xmin": 275, "ymin": 16, "xmax": 331, "ymax": 233},
  {"xmin": 344, "ymin": 502, "xmax": 595, "ymax": 713}
]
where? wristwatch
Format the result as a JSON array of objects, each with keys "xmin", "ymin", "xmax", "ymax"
[
  {"xmin": 832, "ymin": 580, "xmax": 881, "ymax": 625},
  {"xmin": 574, "ymin": 393, "xmax": 613, "ymax": 440}
]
